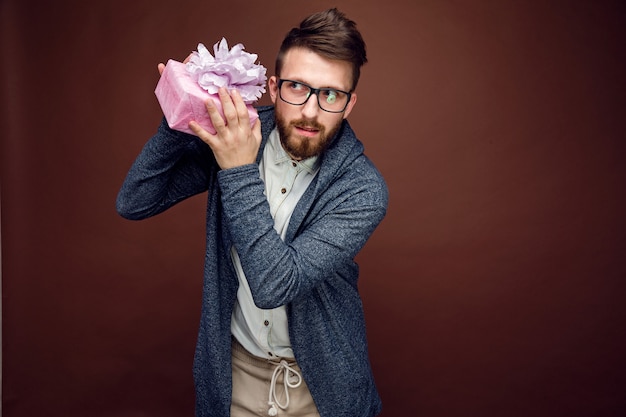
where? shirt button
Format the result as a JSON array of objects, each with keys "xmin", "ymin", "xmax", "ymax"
[
  {"xmin": 264, "ymin": 320, "xmax": 270, "ymax": 326},
  {"xmin": 281, "ymin": 188, "xmax": 286, "ymax": 194},
  {"xmin": 292, "ymin": 162, "xmax": 297, "ymax": 167}
]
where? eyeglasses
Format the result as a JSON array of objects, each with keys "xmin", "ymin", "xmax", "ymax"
[{"xmin": 277, "ymin": 79, "xmax": 352, "ymax": 113}]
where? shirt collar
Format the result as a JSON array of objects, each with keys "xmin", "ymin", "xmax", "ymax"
[{"xmin": 268, "ymin": 128, "xmax": 320, "ymax": 174}]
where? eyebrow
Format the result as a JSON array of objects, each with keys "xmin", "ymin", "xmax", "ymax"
[{"xmin": 285, "ymin": 78, "xmax": 350, "ymax": 92}]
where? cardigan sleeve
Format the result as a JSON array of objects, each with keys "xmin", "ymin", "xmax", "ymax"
[
  {"xmin": 116, "ymin": 118, "xmax": 216, "ymax": 220},
  {"xmin": 217, "ymin": 159, "xmax": 388, "ymax": 309}
]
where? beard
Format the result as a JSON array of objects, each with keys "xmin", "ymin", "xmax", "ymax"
[{"xmin": 275, "ymin": 109, "xmax": 342, "ymax": 160}]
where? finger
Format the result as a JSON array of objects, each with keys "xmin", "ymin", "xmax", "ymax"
[
  {"xmin": 182, "ymin": 53, "xmax": 193, "ymax": 64},
  {"xmin": 188, "ymin": 120, "xmax": 217, "ymax": 146},
  {"xmin": 231, "ymin": 90, "xmax": 252, "ymax": 128},
  {"xmin": 203, "ymin": 97, "xmax": 228, "ymax": 133},
  {"xmin": 157, "ymin": 63, "xmax": 165, "ymax": 76},
  {"xmin": 217, "ymin": 88, "xmax": 238, "ymax": 127}
]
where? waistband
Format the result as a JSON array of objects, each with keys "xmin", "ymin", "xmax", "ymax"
[
  {"xmin": 231, "ymin": 336, "xmax": 297, "ymax": 369},
  {"xmin": 231, "ymin": 336, "xmax": 303, "ymax": 415}
]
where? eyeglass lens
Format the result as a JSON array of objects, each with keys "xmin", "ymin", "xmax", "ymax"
[{"xmin": 279, "ymin": 80, "xmax": 349, "ymax": 112}]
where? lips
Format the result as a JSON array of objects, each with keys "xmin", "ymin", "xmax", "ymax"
[
  {"xmin": 295, "ymin": 126, "xmax": 319, "ymax": 137},
  {"xmin": 292, "ymin": 121, "xmax": 323, "ymax": 138}
]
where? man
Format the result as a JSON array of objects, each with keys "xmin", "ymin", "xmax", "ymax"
[{"xmin": 117, "ymin": 8, "xmax": 387, "ymax": 417}]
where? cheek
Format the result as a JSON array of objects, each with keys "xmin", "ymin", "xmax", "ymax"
[
  {"xmin": 275, "ymin": 101, "xmax": 298, "ymax": 121},
  {"xmin": 320, "ymin": 114, "xmax": 344, "ymax": 131}
]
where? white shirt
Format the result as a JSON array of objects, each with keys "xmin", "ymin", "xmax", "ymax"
[{"xmin": 230, "ymin": 128, "xmax": 320, "ymax": 359}]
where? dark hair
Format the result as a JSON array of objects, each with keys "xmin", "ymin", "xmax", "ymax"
[{"xmin": 275, "ymin": 8, "xmax": 367, "ymax": 90}]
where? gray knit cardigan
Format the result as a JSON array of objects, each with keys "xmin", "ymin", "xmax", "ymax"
[{"xmin": 117, "ymin": 106, "xmax": 388, "ymax": 417}]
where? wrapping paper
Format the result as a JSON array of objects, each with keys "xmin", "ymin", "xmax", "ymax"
[{"xmin": 155, "ymin": 39, "xmax": 267, "ymax": 135}]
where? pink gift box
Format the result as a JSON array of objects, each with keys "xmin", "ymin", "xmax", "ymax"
[{"xmin": 155, "ymin": 59, "xmax": 259, "ymax": 135}]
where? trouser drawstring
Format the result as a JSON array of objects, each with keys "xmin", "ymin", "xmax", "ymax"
[{"xmin": 267, "ymin": 359, "xmax": 302, "ymax": 416}]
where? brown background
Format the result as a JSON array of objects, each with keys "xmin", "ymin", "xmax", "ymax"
[{"xmin": 2, "ymin": 0, "xmax": 625, "ymax": 416}]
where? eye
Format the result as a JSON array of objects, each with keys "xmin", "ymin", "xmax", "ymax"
[
  {"xmin": 322, "ymin": 89, "xmax": 344, "ymax": 104},
  {"xmin": 322, "ymin": 89, "xmax": 339, "ymax": 104},
  {"xmin": 288, "ymin": 81, "xmax": 306, "ymax": 91}
]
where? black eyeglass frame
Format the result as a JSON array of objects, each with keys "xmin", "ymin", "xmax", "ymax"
[{"xmin": 277, "ymin": 79, "xmax": 352, "ymax": 113}]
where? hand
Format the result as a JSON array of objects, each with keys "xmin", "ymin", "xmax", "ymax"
[{"xmin": 189, "ymin": 87, "xmax": 262, "ymax": 170}]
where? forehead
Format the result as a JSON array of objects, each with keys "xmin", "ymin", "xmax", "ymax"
[{"xmin": 280, "ymin": 47, "xmax": 353, "ymax": 90}]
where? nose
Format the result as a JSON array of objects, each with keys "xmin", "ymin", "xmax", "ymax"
[{"xmin": 301, "ymin": 92, "xmax": 320, "ymax": 119}]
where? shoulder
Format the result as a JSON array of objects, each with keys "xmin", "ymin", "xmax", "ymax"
[
  {"xmin": 320, "ymin": 124, "xmax": 389, "ymax": 210},
  {"xmin": 328, "ymin": 121, "xmax": 387, "ymax": 189},
  {"xmin": 344, "ymin": 154, "xmax": 389, "ymax": 208}
]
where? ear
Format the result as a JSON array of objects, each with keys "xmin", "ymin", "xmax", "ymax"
[
  {"xmin": 342, "ymin": 92, "xmax": 357, "ymax": 119},
  {"xmin": 268, "ymin": 76, "xmax": 279, "ymax": 104}
]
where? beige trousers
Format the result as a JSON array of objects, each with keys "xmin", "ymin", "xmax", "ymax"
[{"xmin": 230, "ymin": 338, "xmax": 320, "ymax": 417}]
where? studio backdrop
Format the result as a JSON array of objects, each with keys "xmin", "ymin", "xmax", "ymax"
[{"xmin": 2, "ymin": 0, "xmax": 625, "ymax": 416}]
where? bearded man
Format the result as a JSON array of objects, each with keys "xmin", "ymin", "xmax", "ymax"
[{"xmin": 117, "ymin": 8, "xmax": 388, "ymax": 417}]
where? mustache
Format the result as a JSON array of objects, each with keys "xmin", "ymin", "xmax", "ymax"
[{"xmin": 290, "ymin": 119, "xmax": 325, "ymax": 131}]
